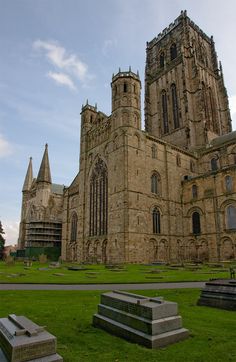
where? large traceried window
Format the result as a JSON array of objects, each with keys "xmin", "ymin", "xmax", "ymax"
[
  {"xmin": 226, "ymin": 205, "xmax": 236, "ymax": 230},
  {"xmin": 171, "ymin": 83, "xmax": 179, "ymax": 129},
  {"xmin": 70, "ymin": 212, "xmax": 78, "ymax": 242},
  {"xmin": 153, "ymin": 207, "xmax": 161, "ymax": 234},
  {"xmin": 151, "ymin": 172, "xmax": 161, "ymax": 195},
  {"xmin": 162, "ymin": 90, "xmax": 169, "ymax": 134},
  {"xmin": 192, "ymin": 211, "xmax": 201, "ymax": 234},
  {"xmin": 89, "ymin": 158, "xmax": 108, "ymax": 236}
]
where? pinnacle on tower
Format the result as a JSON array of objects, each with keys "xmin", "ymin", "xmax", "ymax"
[
  {"xmin": 22, "ymin": 157, "xmax": 33, "ymax": 192},
  {"xmin": 36, "ymin": 144, "xmax": 52, "ymax": 184}
]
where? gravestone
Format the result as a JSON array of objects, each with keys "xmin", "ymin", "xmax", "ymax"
[
  {"xmin": 0, "ymin": 314, "xmax": 63, "ymax": 361},
  {"xmin": 5, "ymin": 256, "xmax": 14, "ymax": 266},
  {"xmin": 93, "ymin": 291, "xmax": 189, "ymax": 348},
  {"xmin": 198, "ymin": 279, "xmax": 236, "ymax": 310},
  {"xmin": 39, "ymin": 254, "xmax": 47, "ymax": 264}
]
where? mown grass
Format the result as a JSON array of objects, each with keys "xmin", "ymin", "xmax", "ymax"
[
  {"xmin": 0, "ymin": 261, "xmax": 234, "ymax": 284},
  {"xmin": 0, "ymin": 289, "xmax": 235, "ymax": 361}
]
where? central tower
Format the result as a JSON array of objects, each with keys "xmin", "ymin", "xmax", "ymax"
[{"xmin": 145, "ymin": 10, "xmax": 231, "ymax": 150}]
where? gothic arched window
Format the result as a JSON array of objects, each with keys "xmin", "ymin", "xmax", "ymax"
[
  {"xmin": 70, "ymin": 212, "xmax": 78, "ymax": 242},
  {"xmin": 171, "ymin": 83, "xmax": 179, "ymax": 129},
  {"xmin": 151, "ymin": 172, "xmax": 161, "ymax": 195},
  {"xmin": 202, "ymin": 82, "xmax": 209, "ymax": 127},
  {"xmin": 211, "ymin": 158, "xmax": 218, "ymax": 171},
  {"xmin": 89, "ymin": 158, "xmax": 108, "ymax": 236},
  {"xmin": 170, "ymin": 43, "xmax": 177, "ymax": 60},
  {"xmin": 153, "ymin": 207, "xmax": 161, "ymax": 234},
  {"xmin": 124, "ymin": 83, "xmax": 127, "ymax": 93},
  {"xmin": 192, "ymin": 211, "xmax": 201, "ymax": 234},
  {"xmin": 225, "ymin": 175, "xmax": 233, "ymax": 193},
  {"xmin": 208, "ymin": 87, "xmax": 218, "ymax": 133},
  {"xmin": 151, "ymin": 144, "xmax": 157, "ymax": 159},
  {"xmin": 226, "ymin": 205, "xmax": 236, "ymax": 229},
  {"xmin": 160, "ymin": 52, "xmax": 165, "ymax": 68},
  {"xmin": 192, "ymin": 185, "xmax": 198, "ymax": 199},
  {"xmin": 162, "ymin": 90, "xmax": 169, "ymax": 134}
]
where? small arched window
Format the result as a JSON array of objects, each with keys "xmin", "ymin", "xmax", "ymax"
[
  {"xmin": 171, "ymin": 83, "xmax": 179, "ymax": 129},
  {"xmin": 70, "ymin": 213, "xmax": 78, "ymax": 242},
  {"xmin": 124, "ymin": 83, "xmax": 127, "ymax": 93},
  {"xmin": 153, "ymin": 207, "xmax": 161, "ymax": 234},
  {"xmin": 225, "ymin": 175, "xmax": 233, "ymax": 193},
  {"xmin": 151, "ymin": 172, "xmax": 160, "ymax": 195},
  {"xmin": 160, "ymin": 52, "xmax": 165, "ymax": 68},
  {"xmin": 211, "ymin": 158, "xmax": 218, "ymax": 171},
  {"xmin": 226, "ymin": 205, "xmax": 236, "ymax": 229},
  {"xmin": 192, "ymin": 185, "xmax": 198, "ymax": 199},
  {"xmin": 151, "ymin": 144, "xmax": 157, "ymax": 159},
  {"xmin": 162, "ymin": 90, "xmax": 169, "ymax": 134},
  {"xmin": 176, "ymin": 154, "xmax": 181, "ymax": 167},
  {"xmin": 170, "ymin": 43, "xmax": 177, "ymax": 60},
  {"xmin": 192, "ymin": 211, "xmax": 201, "ymax": 234}
]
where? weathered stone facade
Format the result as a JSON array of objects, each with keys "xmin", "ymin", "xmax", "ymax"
[
  {"xmin": 18, "ymin": 145, "xmax": 64, "ymax": 253},
  {"xmin": 19, "ymin": 11, "xmax": 236, "ymax": 263}
]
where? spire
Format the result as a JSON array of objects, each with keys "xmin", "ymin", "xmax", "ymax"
[
  {"xmin": 36, "ymin": 144, "xmax": 52, "ymax": 184},
  {"xmin": 22, "ymin": 157, "xmax": 33, "ymax": 192}
]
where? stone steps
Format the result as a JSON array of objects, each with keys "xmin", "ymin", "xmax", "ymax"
[{"xmin": 93, "ymin": 313, "xmax": 189, "ymax": 348}]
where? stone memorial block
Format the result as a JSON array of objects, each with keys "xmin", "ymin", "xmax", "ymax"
[
  {"xmin": 198, "ymin": 279, "xmax": 236, "ymax": 310},
  {"xmin": 93, "ymin": 290, "xmax": 189, "ymax": 348},
  {"xmin": 0, "ymin": 314, "xmax": 63, "ymax": 362},
  {"xmin": 39, "ymin": 254, "xmax": 47, "ymax": 264},
  {"xmin": 5, "ymin": 256, "xmax": 14, "ymax": 266}
]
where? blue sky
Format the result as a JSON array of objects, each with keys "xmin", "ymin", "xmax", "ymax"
[{"xmin": 1, "ymin": 0, "xmax": 236, "ymax": 245}]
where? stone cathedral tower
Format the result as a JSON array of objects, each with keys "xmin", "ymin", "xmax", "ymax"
[
  {"xmin": 145, "ymin": 10, "xmax": 232, "ymax": 150},
  {"xmin": 19, "ymin": 11, "xmax": 236, "ymax": 263}
]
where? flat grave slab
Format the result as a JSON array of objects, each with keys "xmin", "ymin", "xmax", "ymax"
[
  {"xmin": 0, "ymin": 314, "xmax": 63, "ymax": 361},
  {"xmin": 93, "ymin": 290, "xmax": 189, "ymax": 348},
  {"xmin": 198, "ymin": 279, "xmax": 236, "ymax": 310}
]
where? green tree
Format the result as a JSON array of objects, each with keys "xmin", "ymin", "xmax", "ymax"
[{"xmin": 0, "ymin": 221, "xmax": 5, "ymax": 260}]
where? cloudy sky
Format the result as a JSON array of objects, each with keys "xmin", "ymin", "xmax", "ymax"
[{"xmin": 1, "ymin": 0, "xmax": 236, "ymax": 245}]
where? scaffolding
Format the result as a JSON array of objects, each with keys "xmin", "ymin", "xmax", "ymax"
[{"xmin": 25, "ymin": 221, "xmax": 62, "ymax": 248}]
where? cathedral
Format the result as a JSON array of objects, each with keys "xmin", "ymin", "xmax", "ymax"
[{"xmin": 18, "ymin": 11, "xmax": 236, "ymax": 263}]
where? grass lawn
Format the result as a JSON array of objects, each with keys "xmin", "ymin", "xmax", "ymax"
[
  {"xmin": 0, "ymin": 261, "xmax": 235, "ymax": 284},
  {"xmin": 0, "ymin": 289, "xmax": 235, "ymax": 361}
]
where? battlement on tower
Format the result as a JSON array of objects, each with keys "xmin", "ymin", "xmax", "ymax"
[
  {"xmin": 147, "ymin": 10, "xmax": 212, "ymax": 50},
  {"xmin": 112, "ymin": 69, "xmax": 140, "ymax": 83}
]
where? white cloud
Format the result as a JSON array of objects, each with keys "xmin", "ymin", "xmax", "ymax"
[
  {"xmin": 0, "ymin": 134, "xmax": 13, "ymax": 158},
  {"xmin": 2, "ymin": 220, "xmax": 19, "ymax": 246},
  {"xmin": 33, "ymin": 40, "xmax": 88, "ymax": 83},
  {"xmin": 47, "ymin": 71, "xmax": 76, "ymax": 91},
  {"xmin": 229, "ymin": 95, "xmax": 236, "ymax": 130}
]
